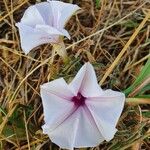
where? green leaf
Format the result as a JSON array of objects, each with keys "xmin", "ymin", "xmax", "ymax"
[
  {"xmin": 95, "ymin": 0, "xmax": 101, "ymax": 8},
  {"xmin": 138, "ymin": 84, "xmax": 150, "ymax": 95},
  {"xmin": 142, "ymin": 111, "xmax": 150, "ymax": 118},
  {"xmin": 124, "ymin": 58, "xmax": 150, "ymax": 96},
  {"xmin": 121, "ymin": 20, "xmax": 139, "ymax": 28},
  {"xmin": 0, "ymin": 106, "xmax": 7, "ymax": 116},
  {"xmin": 136, "ymin": 95, "xmax": 150, "ymax": 98}
]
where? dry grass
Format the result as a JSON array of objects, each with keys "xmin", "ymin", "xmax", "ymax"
[{"xmin": 0, "ymin": 0, "xmax": 150, "ymax": 150}]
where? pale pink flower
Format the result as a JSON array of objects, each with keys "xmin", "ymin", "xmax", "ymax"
[
  {"xmin": 16, "ymin": 0, "xmax": 80, "ymax": 54},
  {"xmin": 40, "ymin": 62, "xmax": 125, "ymax": 150}
]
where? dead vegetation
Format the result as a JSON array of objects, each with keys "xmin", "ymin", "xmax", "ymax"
[{"xmin": 0, "ymin": 0, "xmax": 150, "ymax": 149}]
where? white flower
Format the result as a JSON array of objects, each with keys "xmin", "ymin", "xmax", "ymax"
[
  {"xmin": 40, "ymin": 62, "xmax": 125, "ymax": 150},
  {"xmin": 16, "ymin": 0, "xmax": 80, "ymax": 54}
]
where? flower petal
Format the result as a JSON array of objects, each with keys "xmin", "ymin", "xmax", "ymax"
[
  {"xmin": 69, "ymin": 62, "xmax": 103, "ymax": 97},
  {"xmin": 86, "ymin": 90, "xmax": 125, "ymax": 141},
  {"xmin": 69, "ymin": 63, "xmax": 87, "ymax": 95},
  {"xmin": 16, "ymin": 23, "xmax": 58, "ymax": 54},
  {"xmin": 74, "ymin": 107, "xmax": 104, "ymax": 148},
  {"xmin": 35, "ymin": 24, "xmax": 70, "ymax": 39},
  {"xmin": 44, "ymin": 108, "xmax": 79, "ymax": 150},
  {"xmin": 34, "ymin": 2, "xmax": 53, "ymax": 25},
  {"xmin": 46, "ymin": 107, "xmax": 104, "ymax": 149},
  {"xmin": 20, "ymin": 4, "xmax": 46, "ymax": 27},
  {"xmin": 41, "ymin": 78, "xmax": 74, "ymax": 101},
  {"xmin": 47, "ymin": 0, "xmax": 80, "ymax": 28},
  {"xmin": 41, "ymin": 78, "xmax": 75, "ymax": 130}
]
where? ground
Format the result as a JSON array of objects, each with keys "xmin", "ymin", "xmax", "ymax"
[{"xmin": 0, "ymin": 0, "xmax": 150, "ymax": 150}]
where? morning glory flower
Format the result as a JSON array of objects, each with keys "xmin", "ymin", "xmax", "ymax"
[
  {"xmin": 40, "ymin": 62, "xmax": 125, "ymax": 150},
  {"xmin": 16, "ymin": 0, "xmax": 80, "ymax": 54}
]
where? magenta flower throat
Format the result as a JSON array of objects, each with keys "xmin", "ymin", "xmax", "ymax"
[{"xmin": 72, "ymin": 93, "xmax": 86, "ymax": 106}]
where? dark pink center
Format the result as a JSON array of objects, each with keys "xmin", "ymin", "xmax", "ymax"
[{"xmin": 72, "ymin": 93, "xmax": 86, "ymax": 106}]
